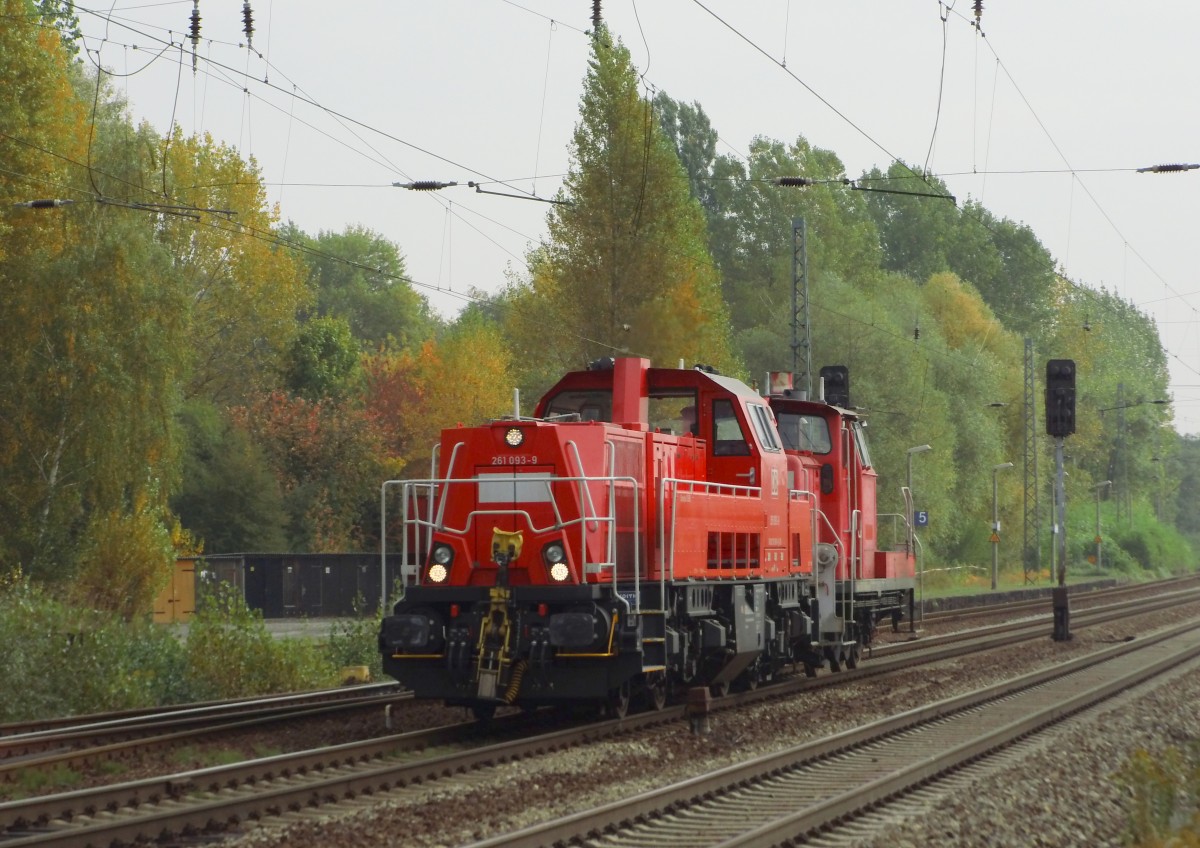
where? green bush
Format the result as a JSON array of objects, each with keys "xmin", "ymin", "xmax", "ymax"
[
  {"xmin": 1116, "ymin": 743, "xmax": 1200, "ymax": 846},
  {"xmin": 184, "ymin": 583, "xmax": 337, "ymax": 699},
  {"xmin": 0, "ymin": 573, "xmax": 370, "ymax": 721},
  {"xmin": 1111, "ymin": 505, "xmax": 1196, "ymax": 578},
  {"xmin": 323, "ymin": 595, "xmax": 384, "ymax": 682},
  {"xmin": 0, "ymin": 571, "xmax": 191, "ymax": 721}
]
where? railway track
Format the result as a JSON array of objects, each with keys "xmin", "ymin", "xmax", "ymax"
[
  {"xmin": 0, "ymin": 683, "xmax": 400, "ymax": 740},
  {"xmin": 0, "ymin": 684, "xmax": 406, "ymax": 785},
  {"xmin": 3, "ymin": 585, "xmax": 1195, "ymax": 847},
  {"xmin": 472, "ymin": 617, "xmax": 1200, "ymax": 848},
  {"xmin": 2, "ymin": 578, "xmax": 1177, "ymax": 790},
  {"xmin": 915, "ymin": 573, "xmax": 1199, "ymax": 627}
]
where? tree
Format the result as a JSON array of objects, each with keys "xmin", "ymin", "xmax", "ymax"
[
  {"xmin": 284, "ymin": 315, "xmax": 362, "ymax": 401},
  {"xmin": 287, "ymin": 224, "xmax": 436, "ymax": 351},
  {"xmin": 172, "ymin": 400, "xmax": 288, "ymax": 553},
  {"xmin": 653, "ymin": 93, "xmax": 718, "ymax": 214},
  {"xmin": 503, "ymin": 30, "xmax": 737, "ymax": 380},
  {"xmin": 155, "ymin": 132, "xmax": 311, "ymax": 405},
  {"xmin": 231, "ymin": 392, "xmax": 387, "ymax": 552},
  {"xmin": 0, "ymin": 9, "xmax": 187, "ymax": 591},
  {"xmin": 699, "ymin": 134, "xmax": 881, "ymax": 350},
  {"xmin": 366, "ymin": 310, "xmax": 514, "ymax": 473}
]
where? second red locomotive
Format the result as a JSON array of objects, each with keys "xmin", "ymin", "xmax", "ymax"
[{"xmin": 379, "ymin": 357, "xmax": 916, "ymax": 718}]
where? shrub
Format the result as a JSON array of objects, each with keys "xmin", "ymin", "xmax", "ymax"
[
  {"xmin": 1117, "ymin": 743, "xmax": 1200, "ymax": 846},
  {"xmin": 323, "ymin": 595, "xmax": 384, "ymax": 682},
  {"xmin": 184, "ymin": 583, "xmax": 336, "ymax": 699},
  {"xmin": 0, "ymin": 570, "xmax": 191, "ymax": 721}
]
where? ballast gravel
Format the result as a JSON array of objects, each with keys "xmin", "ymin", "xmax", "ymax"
[{"xmin": 219, "ymin": 601, "xmax": 1200, "ymax": 848}]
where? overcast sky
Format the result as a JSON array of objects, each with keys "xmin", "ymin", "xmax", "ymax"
[{"xmin": 78, "ymin": 1, "xmax": 1200, "ymax": 432}]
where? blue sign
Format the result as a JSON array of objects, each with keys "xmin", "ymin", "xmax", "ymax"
[{"xmin": 914, "ymin": 510, "xmax": 930, "ymax": 527}]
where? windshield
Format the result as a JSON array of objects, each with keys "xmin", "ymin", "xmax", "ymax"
[{"xmin": 776, "ymin": 411, "xmax": 832, "ymax": 455}]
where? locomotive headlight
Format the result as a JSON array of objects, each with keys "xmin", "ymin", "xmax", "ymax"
[
  {"xmin": 543, "ymin": 542, "xmax": 569, "ymax": 581},
  {"xmin": 504, "ymin": 427, "xmax": 524, "ymax": 447},
  {"xmin": 428, "ymin": 544, "xmax": 453, "ymax": 583}
]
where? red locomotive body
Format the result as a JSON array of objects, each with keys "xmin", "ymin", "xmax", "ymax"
[{"xmin": 379, "ymin": 357, "xmax": 915, "ymax": 718}]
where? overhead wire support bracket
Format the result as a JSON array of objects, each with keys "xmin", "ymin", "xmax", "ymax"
[
  {"xmin": 848, "ymin": 182, "xmax": 957, "ymax": 204},
  {"xmin": 467, "ymin": 182, "xmax": 570, "ymax": 205}
]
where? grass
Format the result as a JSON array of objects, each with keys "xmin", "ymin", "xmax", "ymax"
[
  {"xmin": 0, "ymin": 575, "xmax": 386, "ymax": 723},
  {"xmin": 5, "ymin": 765, "xmax": 82, "ymax": 801},
  {"xmin": 1117, "ymin": 745, "xmax": 1200, "ymax": 846}
]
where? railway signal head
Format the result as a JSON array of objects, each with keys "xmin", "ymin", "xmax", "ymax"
[
  {"xmin": 1045, "ymin": 359, "xmax": 1076, "ymax": 437},
  {"xmin": 820, "ymin": 365, "xmax": 850, "ymax": 408}
]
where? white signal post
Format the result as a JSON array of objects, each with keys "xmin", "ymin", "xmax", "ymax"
[
  {"xmin": 991, "ymin": 462, "xmax": 1013, "ymax": 590},
  {"xmin": 1094, "ymin": 480, "xmax": 1112, "ymax": 571}
]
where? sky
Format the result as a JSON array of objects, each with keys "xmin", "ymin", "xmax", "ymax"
[{"xmin": 75, "ymin": 1, "xmax": 1200, "ymax": 432}]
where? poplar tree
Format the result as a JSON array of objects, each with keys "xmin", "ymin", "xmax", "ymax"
[{"xmin": 507, "ymin": 28, "xmax": 737, "ymax": 379}]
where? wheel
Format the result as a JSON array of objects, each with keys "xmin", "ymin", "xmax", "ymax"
[
  {"xmin": 644, "ymin": 673, "xmax": 668, "ymax": 712},
  {"xmin": 845, "ymin": 644, "xmax": 861, "ymax": 670},
  {"xmin": 736, "ymin": 660, "xmax": 760, "ymax": 691},
  {"xmin": 607, "ymin": 682, "xmax": 631, "ymax": 719},
  {"xmin": 710, "ymin": 679, "xmax": 730, "ymax": 698},
  {"xmin": 471, "ymin": 702, "xmax": 497, "ymax": 722},
  {"xmin": 803, "ymin": 662, "xmax": 819, "ymax": 678},
  {"xmin": 824, "ymin": 645, "xmax": 842, "ymax": 673}
]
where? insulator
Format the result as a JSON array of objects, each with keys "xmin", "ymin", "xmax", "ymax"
[
  {"xmin": 188, "ymin": 0, "xmax": 201, "ymax": 46},
  {"xmin": 242, "ymin": 1, "xmax": 254, "ymax": 45},
  {"xmin": 974, "ymin": 0, "xmax": 983, "ymax": 21},
  {"xmin": 399, "ymin": 180, "xmax": 458, "ymax": 191},
  {"xmin": 14, "ymin": 199, "xmax": 74, "ymax": 208},
  {"xmin": 775, "ymin": 177, "xmax": 814, "ymax": 187},
  {"xmin": 913, "ymin": 324, "xmax": 921, "ymax": 341},
  {"xmin": 189, "ymin": 0, "xmax": 201, "ymax": 72},
  {"xmin": 1136, "ymin": 163, "xmax": 1200, "ymax": 173}
]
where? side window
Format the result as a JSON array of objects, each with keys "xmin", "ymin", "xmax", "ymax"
[
  {"xmin": 749, "ymin": 404, "xmax": 781, "ymax": 452},
  {"xmin": 852, "ymin": 422, "xmax": 873, "ymax": 468},
  {"xmin": 710, "ymin": 399, "xmax": 751, "ymax": 456},
  {"xmin": 647, "ymin": 394, "xmax": 697, "ymax": 435}
]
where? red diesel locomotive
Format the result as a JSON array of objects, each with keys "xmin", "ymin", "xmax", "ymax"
[{"xmin": 379, "ymin": 357, "xmax": 916, "ymax": 718}]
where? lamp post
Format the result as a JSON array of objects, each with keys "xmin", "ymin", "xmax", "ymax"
[
  {"xmin": 1094, "ymin": 480, "xmax": 1112, "ymax": 572},
  {"xmin": 906, "ymin": 443, "xmax": 932, "ymax": 545},
  {"xmin": 907, "ymin": 444, "xmax": 932, "ymax": 500},
  {"xmin": 991, "ymin": 462, "xmax": 1013, "ymax": 590}
]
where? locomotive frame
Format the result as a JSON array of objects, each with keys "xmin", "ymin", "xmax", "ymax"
[{"xmin": 379, "ymin": 357, "xmax": 916, "ymax": 719}]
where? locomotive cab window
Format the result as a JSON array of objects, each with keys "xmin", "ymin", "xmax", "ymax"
[
  {"xmin": 776, "ymin": 412, "xmax": 832, "ymax": 455},
  {"xmin": 748, "ymin": 404, "xmax": 781, "ymax": 452},
  {"xmin": 852, "ymin": 421, "xmax": 873, "ymax": 468},
  {"xmin": 711, "ymin": 398, "xmax": 751, "ymax": 456},
  {"xmin": 543, "ymin": 389, "xmax": 612, "ymax": 422},
  {"xmin": 647, "ymin": 393, "xmax": 698, "ymax": 435}
]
